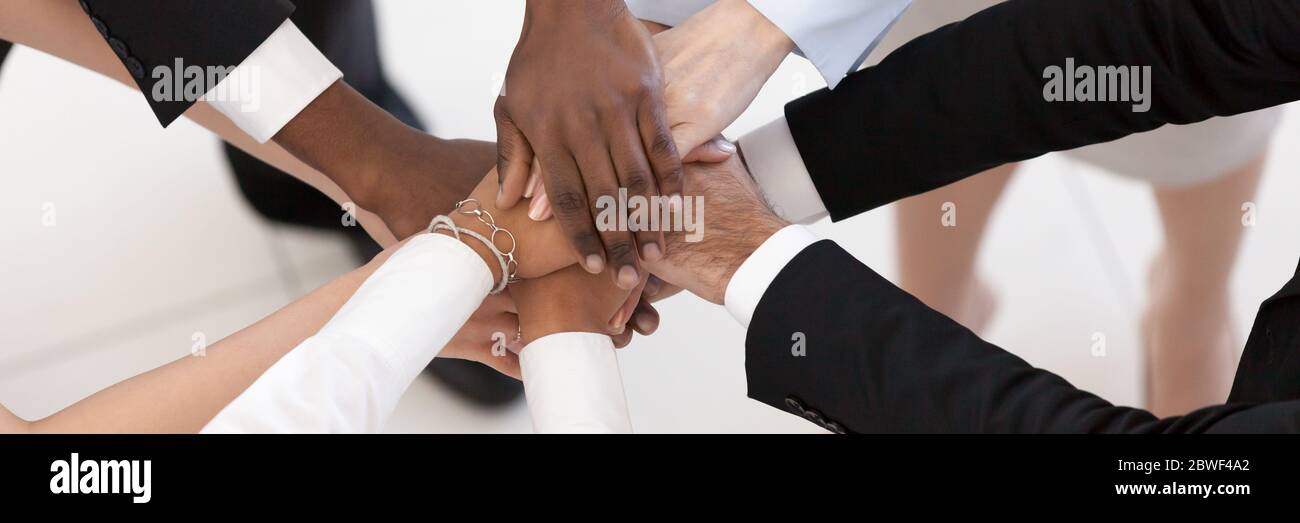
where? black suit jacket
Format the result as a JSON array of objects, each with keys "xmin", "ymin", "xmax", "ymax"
[
  {"xmin": 745, "ymin": 241, "xmax": 1300, "ymax": 433},
  {"xmin": 79, "ymin": 0, "xmax": 295, "ymax": 127},
  {"xmin": 784, "ymin": 0, "xmax": 1300, "ymax": 221}
]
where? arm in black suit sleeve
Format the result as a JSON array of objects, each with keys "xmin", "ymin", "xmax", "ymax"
[
  {"xmin": 743, "ymin": 241, "xmax": 1300, "ymax": 433},
  {"xmin": 785, "ymin": 0, "xmax": 1300, "ymax": 221},
  {"xmin": 79, "ymin": 0, "xmax": 295, "ymax": 127}
]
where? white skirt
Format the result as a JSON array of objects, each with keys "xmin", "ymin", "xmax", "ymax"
[{"xmin": 866, "ymin": 0, "xmax": 1282, "ymax": 187}]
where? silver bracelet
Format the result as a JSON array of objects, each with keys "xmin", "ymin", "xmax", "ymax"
[{"xmin": 427, "ymin": 199, "xmax": 519, "ymax": 294}]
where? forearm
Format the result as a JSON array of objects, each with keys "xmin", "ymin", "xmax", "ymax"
[
  {"xmin": 269, "ymin": 80, "xmax": 413, "ymax": 219},
  {"xmin": 0, "ymin": 0, "xmax": 399, "ymax": 245},
  {"xmin": 203, "ymin": 234, "xmax": 494, "ymax": 433},
  {"xmin": 747, "ymin": 242, "xmax": 1293, "ymax": 433},
  {"xmin": 519, "ymin": 333, "xmax": 631, "ymax": 434},
  {"xmin": 787, "ymin": 0, "xmax": 1300, "ymax": 221},
  {"xmin": 525, "ymin": 0, "xmax": 626, "ymax": 22},
  {"xmin": 24, "ymin": 246, "xmax": 399, "ymax": 434}
]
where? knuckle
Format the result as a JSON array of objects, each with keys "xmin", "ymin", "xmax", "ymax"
[
  {"xmin": 493, "ymin": 98, "xmax": 511, "ymax": 120},
  {"xmin": 570, "ymin": 228, "xmax": 603, "ymax": 251},
  {"xmin": 657, "ymin": 163, "xmax": 684, "ymax": 184},
  {"xmin": 623, "ymin": 169, "xmax": 653, "ymax": 195},
  {"xmin": 550, "ymin": 190, "xmax": 588, "ymax": 216},
  {"xmin": 649, "ymin": 131, "xmax": 677, "ymax": 159},
  {"xmin": 496, "ymin": 137, "xmax": 514, "ymax": 160},
  {"xmin": 594, "ymin": 93, "xmax": 628, "ymax": 114},
  {"xmin": 605, "ymin": 239, "xmax": 636, "ymax": 262}
]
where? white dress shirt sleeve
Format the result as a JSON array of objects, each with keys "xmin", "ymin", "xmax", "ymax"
[
  {"xmin": 740, "ymin": 118, "xmax": 829, "ymax": 224},
  {"xmin": 519, "ymin": 333, "xmax": 632, "ymax": 434},
  {"xmin": 625, "ymin": 0, "xmax": 911, "ymax": 88},
  {"xmin": 201, "ymin": 234, "xmax": 493, "ymax": 433},
  {"xmin": 747, "ymin": 0, "xmax": 910, "ymax": 88},
  {"xmin": 724, "ymin": 225, "xmax": 820, "ymax": 327},
  {"xmin": 206, "ymin": 20, "xmax": 343, "ymax": 143}
]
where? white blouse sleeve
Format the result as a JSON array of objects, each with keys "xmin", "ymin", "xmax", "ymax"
[
  {"xmin": 202, "ymin": 234, "xmax": 493, "ymax": 433},
  {"xmin": 519, "ymin": 333, "xmax": 633, "ymax": 433}
]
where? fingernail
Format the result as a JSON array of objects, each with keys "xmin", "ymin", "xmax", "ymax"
[
  {"xmin": 585, "ymin": 254, "xmax": 605, "ymax": 274},
  {"xmin": 634, "ymin": 313, "xmax": 657, "ymax": 334},
  {"xmin": 644, "ymin": 278, "xmax": 662, "ymax": 297},
  {"xmin": 715, "ymin": 140, "xmax": 737, "ymax": 154},
  {"xmin": 617, "ymin": 266, "xmax": 639, "ymax": 289},
  {"xmin": 610, "ymin": 310, "xmax": 627, "ymax": 332},
  {"xmin": 641, "ymin": 242, "xmax": 663, "ymax": 262},
  {"xmin": 523, "ymin": 172, "xmax": 541, "ymax": 198},
  {"xmin": 528, "ymin": 192, "xmax": 549, "ymax": 221}
]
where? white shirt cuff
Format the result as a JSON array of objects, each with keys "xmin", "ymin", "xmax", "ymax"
[
  {"xmin": 202, "ymin": 234, "xmax": 494, "ymax": 433},
  {"xmin": 626, "ymin": 0, "xmax": 909, "ymax": 89},
  {"xmin": 624, "ymin": 0, "xmax": 702, "ymax": 27},
  {"xmin": 519, "ymin": 332, "xmax": 632, "ymax": 434},
  {"xmin": 724, "ymin": 225, "xmax": 819, "ymax": 328},
  {"xmin": 740, "ymin": 118, "xmax": 829, "ymax": 224},
  {"xmin": 207, "ymin": 20, "xmax": 343, "ymax": 143},
  {"xmin": 748, "ymin": 0, "xmax": 911, "ymax": 88}
]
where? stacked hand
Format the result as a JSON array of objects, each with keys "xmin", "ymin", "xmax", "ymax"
[
  {"xmin": 511, "ymin": 265, "xmax": 648, "ymax": 349},
  {"xmin": 435, "ymin": 168, "xmax": 659, "ymax": 375},
  {"xmin": 645, "ymin": 153, "xmax": 789, "ymax": 305},
  {"xmin": 496, "ymin": 0, "xmax": 681, "ymax": 290},
  {"xmin": 414, "ymin": 0, "xmax": 800, "ymax": 372},
  {"xmin": 651, "ymin": 0, "xmax": 794, "ymax": 155},
  {"xmin": 521, "ymin": 0, "xmax": 794, "ymax": 235}
]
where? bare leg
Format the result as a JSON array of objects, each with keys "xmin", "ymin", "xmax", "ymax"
[
  {"xmin": 1143, "ymin": 152, "xmax": 1267, "ymax": 416},
  {"xmin": 895, "ymin": 163, "xmax": 1017, "ymax": 332}
]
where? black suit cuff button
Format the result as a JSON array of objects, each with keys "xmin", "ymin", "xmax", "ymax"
[
  {"xmin": 78, "ymin": 0, "xmax": 91, "ymax": 15},
  {"xmin": 802, "ymin": 409, "xmax": 826, "ymax": 425},
  {"xmin": 124, "ymin": 57, "xmax": 145, "ymax": 80},
  {"xmin": 107, "ymin": 37, "xmax": 129, "ymax": 59},
  {"xmin": 784, "ymin": 396, "xmax": 807, "ymax": 415},
  {"xmin": 91, "ymin": 17, "xmax": 108, "ymax": 38}
]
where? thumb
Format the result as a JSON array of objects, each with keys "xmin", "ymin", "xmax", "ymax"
[
  {"xmin": 682, "ymin": 136, "xmax": 737, "ymax": 163},
  {"xmin": 494, "ymin": 103, "xmax": 534, "ymax": 209}
]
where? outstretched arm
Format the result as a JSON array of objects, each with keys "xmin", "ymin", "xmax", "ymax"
[
  {"xmin": 745, "ymin": 239, "xmax": 1300, "ymax": 434},
  {"xmin": 0, "ymin": 0, "xmax": 399, "ymax": 243},
  {"xmin": 639, "ymin": 154, "xmax": 1299, "ymax": 433},
  {"xmin": 745, "ymin": 0, "xmax": 1300, "ymax": 222},
  {"xmin": 1, "ymin": 169, "xmax": 582, "ymax": 434},
  {"xmin": 1, "ymin": 245, "xmax": 398, "ymax": 434},
  {"xmin": 1, "ymin": 0, "xmax": 497, "ymax": 244}
]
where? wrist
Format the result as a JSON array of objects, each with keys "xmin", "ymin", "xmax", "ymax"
[
  {"xmin": 518, "ymin": 319, "xmax": 569, "ymax": 349},
  {"xmin": 525, "ymin": 0, "xmax": 626, "ymax": 23},
  {"xmin": 273, "ymin": 81, "xmax": 414, "ymax": 213},
  {"xmin": 713, "ymin": 0, "xmax": 794, "ymax": 57},
  {"xmin": 520, "ymin": 313, "xmax": 611, "ymax": 349},
  {"xmin": 360, "ymin": 129, "xmax": 451, "ymax": 217},
  {"xmin": 437, "ymin": 212, "xmax": 505, "ymax": 288},
  {"xmin": 713, "ymin": 217, "xmax": 786, "ymax": 303}
]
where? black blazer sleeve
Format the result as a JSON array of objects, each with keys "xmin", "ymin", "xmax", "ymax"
[
  {"xmin": 784, "ymin": 0, "xmax": 1300, "ymax": 221},
  {"xmin": 79, "ymin": 0, "xmax": 295, "ymax": 127},
  {"xmin": 743, "ymin": 241, "xmax": 1300, "ymax": 433}
]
